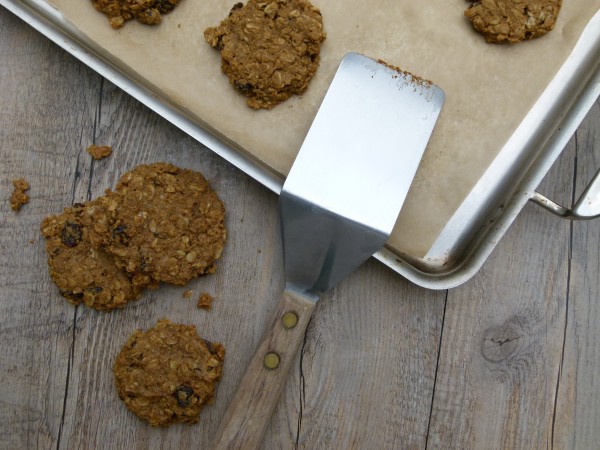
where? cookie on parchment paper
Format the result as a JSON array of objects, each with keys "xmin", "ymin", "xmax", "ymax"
[
  {"xmin": 204, "ymin": 0, "xmax": 326, "ymax": 109},
  {"xmin": 40, "ymin": 202, "xmax": 144, "ymax": 311},
  {"xmin": 113, "ymin": 319, "xmax": 225, "ymax": 426},
  {"xmin": 464, "ymin": 0, "xmax": 561, "ymax": 44},
  {"xmin": 91, "ymin": 0, "xmax": 183, "ymax": 29},
  {"xmin": 97, "ymin": 163, "xmax": 227, "ymax": 286}
]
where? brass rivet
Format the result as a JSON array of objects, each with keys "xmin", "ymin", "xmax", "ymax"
[
  {"xmin": 282, "ymin": 311, "xmax": 299, "ymax": 329},
  {"xmin": 263, "ymin": 352, "xmax": 280, "ymax": 369}
]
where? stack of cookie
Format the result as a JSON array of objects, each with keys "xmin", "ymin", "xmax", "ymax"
[{"xmin": 40, "ymin": 162, "xmax": 227, "ymax": 311}]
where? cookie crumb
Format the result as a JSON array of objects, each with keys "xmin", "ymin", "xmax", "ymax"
[
  {"xmin": 182, "ymin": 289, "xmax": 193, "ymax": 299},
  {"xmin": 87, "ymin": 144, "xmax": 113, "ymax": 160},
  {"xmin": 197, "ymin": 292, "xmax": 214, "ymax": 310},
  {"xmin": 11, "ymin": 178, "xmax": 30, "ymax": 211}
]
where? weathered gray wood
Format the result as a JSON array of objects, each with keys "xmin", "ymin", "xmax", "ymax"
[
  {"xmin": 0, "ymin": 9, "xmax": 99, "ymax": 449},
  {"xmin": 425, "ymin": 120, "xmax": 576, "ymax": 447},
  {"xmin": 553, "ymin": 100, "xmax": 600, "ymax": 449},
  {"xmin": 271, "ymin": 263, "xmax": 447, "ymax": 450},
  {"xmin": 1, "ymin": 5, "xmax": 600, "ymax": 450}
]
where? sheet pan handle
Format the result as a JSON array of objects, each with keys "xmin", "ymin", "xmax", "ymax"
[{"xmin": 530, "ymin": 167, "xmax": 600, "ymax": 220}]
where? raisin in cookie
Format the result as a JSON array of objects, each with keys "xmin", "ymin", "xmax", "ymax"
[
  {"xmin": 41, "ymin": 202, "xmax": 143, "ymax": 311},
  {"xmin": 97, "ymin": 163, "xmax": 226, "ymax": 286},
  {"xmin": 91, "ymin": 0, "xmax": 182, "ymax": 29},
  {"xmin": 465, "ymin": 0, "xmax": 561, "ymax": 44},
  {"xmin": 204, "ymin": 0, "xmax": 326, "ymax": 109},
  {"xmin": 113, "ymin": 319, "xmax": 225, "ymax": 426}
]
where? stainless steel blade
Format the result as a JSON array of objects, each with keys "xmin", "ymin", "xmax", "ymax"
[{"xmin": 280, "ymin": 52, "xmax": 445, "ymax": 299}]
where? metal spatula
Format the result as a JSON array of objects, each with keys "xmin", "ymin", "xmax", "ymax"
[{"xmin": 212, "ymin": 52, "xmax": 444, "ymax": 450}]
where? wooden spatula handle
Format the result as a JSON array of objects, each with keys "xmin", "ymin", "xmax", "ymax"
[{"xmin": 211, "ymin": 290, "xmax": 316, "ymax": 450}]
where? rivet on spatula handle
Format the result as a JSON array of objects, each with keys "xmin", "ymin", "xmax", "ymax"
[{"xmin": 211, "ymin": 290, "xmax": 316, "ymax": 450}]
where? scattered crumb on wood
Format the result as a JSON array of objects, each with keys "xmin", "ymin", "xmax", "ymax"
[
  {"xmin": 86, "ymin": 144, "xmax": 112, "ymax": 160},
  {"xmin": 182, "ymin": 289, "xmax": 193, "ymax": 299},
  {"xmin": 197, "ymin": 292, "xmax": 214, "ymax": 310},
  {"xmin": 10, "ymin": 178, "xmax": 30, "ymax": 211}
]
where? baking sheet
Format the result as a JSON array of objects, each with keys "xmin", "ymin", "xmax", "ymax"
[{"xmin": 43, "ymin": 0, "xmax": 600, "ymax": 257}]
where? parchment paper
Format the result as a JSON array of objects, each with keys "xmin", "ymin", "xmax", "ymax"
[{"xmin": 47, "ymin": 0, "xmax": 600, "ymax": 257}]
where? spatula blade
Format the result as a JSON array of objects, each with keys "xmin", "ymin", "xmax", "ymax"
[{"xmin": 280, "ymin": 52, "xmax": 444, "ymax": 298}]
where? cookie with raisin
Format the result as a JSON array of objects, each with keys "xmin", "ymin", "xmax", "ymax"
[
  {"xmin": 40, "ymin": 202, "xmax": 143, "ymax": 311},
  {"xmin": 204, "ymin": 0, "xmax": 326, "ymax": 109},
  {"xmin": 97, "ymin": 163, "xmax": 226, "ymax": 286},
  {"xmin": 113, "ymin": 319, "xmax": 225, "ymax": 426}
]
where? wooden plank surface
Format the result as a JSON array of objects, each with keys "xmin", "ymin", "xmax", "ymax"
[
  {"xmin": 1, "ymin": 6, "xmax": 599, "ymax": 449},
  {"xmin": 553, "ymin": 100, "xmax": 600, "ymax": 449}
]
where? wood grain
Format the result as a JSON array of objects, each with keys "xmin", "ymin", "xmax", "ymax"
[
  {"xmin": 212, "ymin": 291, "xmax": 316, "ymax": 450},
  {"xmin": 0, "ymin": 10, "xmax": 100, "ymax": 449},
  {"xmin": 1, "ymin": 5, "xmax": 599, "ymax": 450},
  {"xmin": 425, "ymin": 123, "xmax": 575, "ymax": 449},
  {"xmin": 553, "ymin": 100, "xmax": 600, "ymax": 449}
]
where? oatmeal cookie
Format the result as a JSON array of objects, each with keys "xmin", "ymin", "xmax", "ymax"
[
  {"xmin": 10, "ymin": 178, "xmax": 30, "ymax": 211},
  {"xmin": 464, "ymin": 0, "xmax": 561, "ymax": 44},
  {"xmin": 91, "ymin": 0, "xmax": 182, "ymax": 29},
  {"xmin": 204, "ymin": 0, "xmax": 326, "ymax": 109},
  {"xmin": 40, "ymin": 202, "xmax": 144, "ymax": 311},
  {"xmin": 113, "ymin": 319, "xmax": 225, "ymax": 426},
  {"xmin": 97, "ymin": 163, "xmax": 226, "ymax": 286}
]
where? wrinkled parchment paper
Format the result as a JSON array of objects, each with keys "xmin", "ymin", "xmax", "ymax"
[{"xmin": 47, "ymin": 0, "xmax": 600, "ymax": 257}]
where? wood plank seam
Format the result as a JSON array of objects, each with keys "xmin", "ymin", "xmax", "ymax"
[
  {"xmin": 55, "ymin": 308, "xmax": 78, "ymax": 450},
  {"xmin": 295, "ymin": 316, "xmax": 312, "ymax": 450},
  {"xmin": 550, "ymin": 128, "xmax": 579, "ymax": 450},
  {"xmin": 55, "ymin": 75, "xmax": 103, "ymax": 449},
  {"xmin": 424, "ymin": 289, "xmax": 449, "ymax": 450}
]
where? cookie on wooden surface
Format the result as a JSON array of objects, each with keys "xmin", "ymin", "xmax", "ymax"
[
  {"xmin": 464, "ymin": 0, "xmax": 561, "ymax": 44},
  {"xmin": 98, "ymin": 163, "xmax": 227, "ymax": 286},
  {"xmin": 40, "ymin": 202, "xmax": 144, "ymax": 311},
  {"xmin": 91, "ymin": 0, "xmax": 182, "ymax": 29},
  {"xmin": 113, "ymin": 319, "xmax": 225, "ymax": 426},
  {"xmin": 204, "ymin": 0, "xmax": 326, "ymax": 109}
]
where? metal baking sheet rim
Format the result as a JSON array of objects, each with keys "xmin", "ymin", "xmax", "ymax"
[{"xmin": 4, "ymin": 0, "xmax": 599, "ymax": 290}]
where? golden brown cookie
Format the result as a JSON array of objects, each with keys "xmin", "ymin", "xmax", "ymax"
[
  {"xmin": 204, "ymin": 0, "xmax": 326, "ymax": 109},
  {"xmin": 97, "ymin": 163, "xmax": 226, "ymax": 286},
  {"xmin": 113, "ymin": 319, "xmax": 225, "ymax": 426},
  {"xmin": 40, "ymin": 202, "xmax": 144, "ymax": 311},
  {"xmin": 91, "ymin": 0, "xmax": 182, "ymax": 29},
  {"xmin": 465, "ymin": 0, "xmax": 561, "ymax": 44}
]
